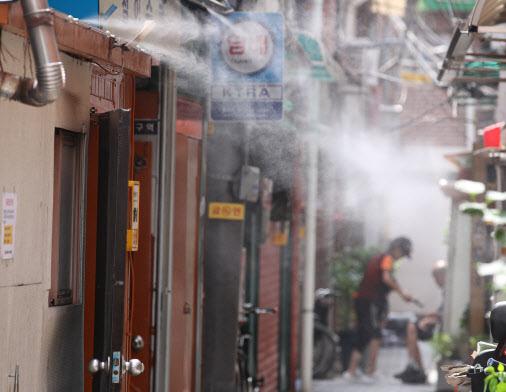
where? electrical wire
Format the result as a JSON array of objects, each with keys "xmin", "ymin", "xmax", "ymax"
[
  {"xmin": 445, "ymin": 0, "xmax": 456, "ymax": 22},
  {"xmin": 434, "ymin": 0, "xmax": 456, "ymax": 27},
  {"xmin": 392, "ymin": 96, "xmax": 451, "ymax": 129},
  {"xmin": 90, "ymin": 60, "xmax": 121, "ymax": 75}
]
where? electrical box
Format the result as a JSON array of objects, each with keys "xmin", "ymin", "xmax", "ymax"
[
  {"xmin": 239, "ymin": 166, "xmax": 260, "ymax": 202},
  {"xmin": 127, "ymin": 181, "xmax": 139, "ymax": 251}
]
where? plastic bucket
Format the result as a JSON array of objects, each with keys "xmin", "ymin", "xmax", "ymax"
[{"xmin": 483, "ymin": 122, "xmax": 505, "ymax": 148}]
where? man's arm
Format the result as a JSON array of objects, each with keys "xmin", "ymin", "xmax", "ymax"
[
  {"xmin": 382, "ymin": 269, "xmax": 412, "ymax": 302},
  {"xmin": 418, "ymin": 313, "xmax": 440, "ymax": 331}
]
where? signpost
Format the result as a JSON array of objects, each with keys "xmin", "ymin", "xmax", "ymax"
[{"xmin": 210, "ymin": 13, "xmax": 284, "ymax": 122}]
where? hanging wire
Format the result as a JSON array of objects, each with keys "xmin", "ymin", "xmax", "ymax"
[
  {"xmin": 23, "ymin": 38, "xmax": 29, "ymax": 79},
  {"xmin": 434, "ymin": 0, "xmax": 456, "ymax": 27},
  {"xmin": 91, "ymin": 60, "xmax": 121, "ymax": 75},
  {"xmin": 444, "ymin": 0, "xmax": 456, "ymax": 22},
  {"xmin": 415, "ymin": 14, "xmax": 445, "ymax": 45},
  {"xmin": 392, "ymin": 96, "xmax": 451, "ymax": 129}
]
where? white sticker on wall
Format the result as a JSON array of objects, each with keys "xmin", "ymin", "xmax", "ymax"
[{"xmin": 1, "ymin": 193, "xmax": 16, "ymax": 260}]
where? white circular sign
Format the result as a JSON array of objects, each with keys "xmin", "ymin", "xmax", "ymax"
[{"xmin": 220, "ymin": 20, "xmax": 275, "ymax": 75}]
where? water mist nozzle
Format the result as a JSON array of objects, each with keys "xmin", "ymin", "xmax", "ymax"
[{"xmin": 115, "ymin": 20, "xmax": 157, "ymax": 51}]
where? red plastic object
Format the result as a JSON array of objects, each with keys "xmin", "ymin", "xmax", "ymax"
[{"xmin": 483, "ymin": 122, "xmax": 505, "ymax": 148}]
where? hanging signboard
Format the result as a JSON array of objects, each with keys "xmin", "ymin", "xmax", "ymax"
[
  {"xmin": 210, "ymin": 12, "xmax": 284, "ymax": 122},
  {"xmin": 1, "ymin": 193, "xmax": 16, "ymax": 260}
]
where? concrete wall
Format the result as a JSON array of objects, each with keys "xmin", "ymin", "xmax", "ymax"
[
  {"xmin": 0, "ymin": 31, "xmax": 91, "ymax": 391},
  {"xmin": 387, "ymin": 145, "xmax": 461, "ymax": 313}
]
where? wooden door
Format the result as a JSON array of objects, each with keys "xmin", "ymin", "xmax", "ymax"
[
  {"xmin": 83, "ymin": 110, "xmax": 145, "ymax": 391},
  {"xmin": 129, "ymin": 141, "xmax": 154, "ymax": 392},
  {"xmin": 92, "ymin": 109, "xmax": 132, "ymax": 391},
  {"xmin": 85, "ymin": 66, "xmax": 137, "ymax": 392}
]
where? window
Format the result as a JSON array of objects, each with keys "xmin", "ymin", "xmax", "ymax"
[{"xmin": 50, "ymin": 128, "xmax": 84, "ymax": 306}]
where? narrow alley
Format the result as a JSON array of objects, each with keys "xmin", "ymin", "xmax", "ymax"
[
  {"xmin": 314, "ymin": 344, "xmax": 442, "ymax": 392},
  {"xmin": 1, "ymin": 0, "xmax": 505, "ymax": 391}
]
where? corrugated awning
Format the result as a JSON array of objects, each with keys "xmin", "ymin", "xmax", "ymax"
[
  {"xmin": 439, "ymin": 0, "xmax": 506, "ymax": 83},
  {"xmin": 418, "ymin": 0, "xmax": 476, "ymax": 12}
]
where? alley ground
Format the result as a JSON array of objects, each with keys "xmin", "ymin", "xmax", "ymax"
[{"xmin": 313, "ymin": 343, "xmax": 448, "ymax": 392}]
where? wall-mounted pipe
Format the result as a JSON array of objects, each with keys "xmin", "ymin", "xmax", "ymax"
[{"xmin": 0, "ymin": 0, "xmax": 65, "ymax": 106}]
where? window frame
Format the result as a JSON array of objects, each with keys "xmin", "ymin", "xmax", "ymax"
[{"xmin": 50, "ymin": 128, "xmax": 86, "ymax": 306}]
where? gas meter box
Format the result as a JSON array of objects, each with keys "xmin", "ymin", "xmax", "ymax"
[
  {"xmin": 127, "ymin": 181, "xmax": 139, "ymax": 251},
  {"xmin": 239, "ymin": 165, "xmax": 260, "ymax": 202}
]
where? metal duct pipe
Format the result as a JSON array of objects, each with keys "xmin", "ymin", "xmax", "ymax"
[{"xmin": 0, "ymin": 0, "xmax": 65, "ymax": 106}]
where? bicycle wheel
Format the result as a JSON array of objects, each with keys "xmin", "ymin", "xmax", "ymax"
[
  {"xmin": 313, "ymin": 323, "xmax": 337, "ymax": 379},
  {"xmin": 235, "ymin": 349, "xmax": 250, "ymax": 392}
]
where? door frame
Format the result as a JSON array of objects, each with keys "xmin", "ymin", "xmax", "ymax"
[{"xmin": 92, "ymin": 109, "xmax": 131, "ymax": 391}]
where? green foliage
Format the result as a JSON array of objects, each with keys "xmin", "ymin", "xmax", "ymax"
[
  {"xmin": 454, "ymin": 180, "xmax": 486, "ymax": 196},
  {"xmin": 459, "ymin": 202, "xmax": 486, "ymax": 216},
  {"xmin": 459, "ymin": 304, "xmax": 470, "ymax": 330},
  {"xmin": 495, "ymin": 228, "xmax": 506, "ymax": 246},
  {"xmin": 484, "ymin": 365, "xmax": 506, "ymax": 392},
  {"xmin": 469, "ymin": 333, "xmax": 489, "ymax": 350},
  {"xmin": 429, "ymin": 332, "xmax": 456, "ymax": 359},
  {"xmin": 331, "ymin": 246, "xmax": 380, "ymax": 329},
  {"xmin": 429, "ymin": 331, "xmax": 483, "ymax": 361},
  {"xmin": 455, "ymin": 180, "xmax": 506, "ymax": 247}
]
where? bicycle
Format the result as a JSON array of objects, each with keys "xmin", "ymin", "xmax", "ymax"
[
  {"xmin": 313, "ymin": 288, "xmax": 341, "ymax": 379},
  {"xmin": 235, "ymin": 303, "xmax": 277, "ymax": 392}
]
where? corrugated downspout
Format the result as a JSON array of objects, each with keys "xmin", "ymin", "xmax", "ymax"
[{"xmin": 0, "ymin": 0, "xmax": 65, "ymax": 106}]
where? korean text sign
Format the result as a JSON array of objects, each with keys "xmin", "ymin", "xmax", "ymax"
[{"xmin": 210, "ymin": 13, "xmax": 284, "ymax": 122}]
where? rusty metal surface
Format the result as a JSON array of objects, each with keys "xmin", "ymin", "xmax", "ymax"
[{"xmin": 5, "ymin": 2, "xmax": 152, "ymax": 77}]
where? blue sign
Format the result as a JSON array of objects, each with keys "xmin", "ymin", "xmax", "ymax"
[
  {"xmin": 48, "ymin": 0, "xmax": 99, "ymax": 23},
  {"xmin": 210, "ymin": 13, "xmax": 284, "ymax": 122}
]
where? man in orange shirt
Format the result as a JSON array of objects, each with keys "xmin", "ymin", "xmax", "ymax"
[{"xmin": 342, "ymin": 237, "xmax": 413, "ymax": 383}]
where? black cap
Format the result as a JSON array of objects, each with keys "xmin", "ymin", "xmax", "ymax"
[{"xmin": 389, "ymin": 236, "xmax": 412, "ymax": 258}]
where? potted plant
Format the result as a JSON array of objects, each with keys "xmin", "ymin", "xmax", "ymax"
[{"xmin": 330, "ymin": 246, "xmax": 380, "ymax": 369}]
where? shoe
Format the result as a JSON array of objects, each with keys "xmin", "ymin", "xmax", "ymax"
[
  {"xmin": 401, "ymin": 367, "xmax": 426, "ymax": 384},
  {"xmin": 394, "ymin": 367, "xmax": 408, "ymax": 380},
  {"xmin": 394, "ymin": 364, "xmax": 418, "ymax": 380},
  {"xmin": 341, "ymin": 372, "xmax": 354, "ymax": 381},
  {"xmin": 359, "ymin": 374, "xmax": 375, "ymax": 384}
]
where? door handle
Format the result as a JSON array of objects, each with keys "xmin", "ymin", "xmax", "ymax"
[
  {"xmin": 88, "ymin": 356, "xmax": 144, "ymax": 376},
  {"xmin": 123, "ymin": 358, "xmax": 145, "ymax": 376},
  {"xmin": 131, "ymin": 335, "xmax": 145, "ymax": 352},
  {"xmin": 87, "ymin": 358, "xmax": 110, "ymax": 374}
]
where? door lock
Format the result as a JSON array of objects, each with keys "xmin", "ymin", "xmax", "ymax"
[
  {"xmin": 87, "ymin": 357, "xmax": 110, "ymax": 374},
  {"xmin": 123, "ymin": 358, "xmax": 145, "ymax": 376},
  {"xmin": 131, "ymin": 335, "xmax": 145, "ymax": 352},
  {"xmin": 88, "ymin": 356, "xmax": 144, "ymax": 377}
]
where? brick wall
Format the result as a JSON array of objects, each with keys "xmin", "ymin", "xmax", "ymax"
[
  {"xmin": 399, "ymin": 85, "xmax": 466, "ymax": 146},
  {"xmin": 322, "ymin": 0, "xmax": 338, "ymax": 53},
  {"xmin": 257, "ymin": 228, "xmax": 281, "ymax": 392},
  {"xmin": 290, "ymin": 215, "xmax": 301, "ymax": 390}
]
